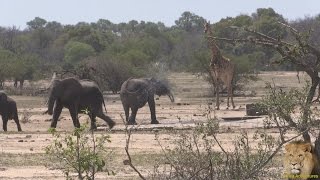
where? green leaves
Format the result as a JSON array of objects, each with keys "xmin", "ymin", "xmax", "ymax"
[
  {"xmin": 0, "ymin": 49, "xmax": 39, "ymax": 84},
  {"xmin": 45, "ymin": 125, "xmax": 113, "ymax": 179},
  {"xmin": 27, "ymin": 17, "xmax": 47, "ymax": 30},
  {"xmin": 64, "ymin": 41, "xmax": 95, "ymax": 64}
]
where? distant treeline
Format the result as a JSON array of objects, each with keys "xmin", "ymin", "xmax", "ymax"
[{"xmin": 0, "ymin": 8, "xmax": 319, "ymax": 91}]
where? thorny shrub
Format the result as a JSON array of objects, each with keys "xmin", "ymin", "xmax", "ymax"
[
  {"xmin": 260, "ymin": 82, "xmax": 320, "ymax": 132},
  {"xmin": 45, "ymin": 125, "xmax": 114, "ymax": 180},
  {"xmin": 148, "ymin": 106, "xmax": 279, "ymax": 180}
]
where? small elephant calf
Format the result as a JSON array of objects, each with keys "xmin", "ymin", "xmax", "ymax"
[{"xmin": 0, "ymin": 92, "xmax": 22, "ymax": 131}]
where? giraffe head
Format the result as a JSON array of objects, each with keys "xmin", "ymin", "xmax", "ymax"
[{"xmin": 203, "ymin": 21, "xmax": 211, "ymax": 34}]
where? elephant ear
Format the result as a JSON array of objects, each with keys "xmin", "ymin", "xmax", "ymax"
[{"xmin": 0, "ymin": 92, "xmax": 7, "ymax": 102}]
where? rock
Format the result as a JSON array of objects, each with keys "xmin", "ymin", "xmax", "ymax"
[
  {"xmin": 26, "ymin": 135, "xmax": 32, "ymax": 138},
  {"xmin": 123, "ymin": 159, "xmax": 130, "ymax": 165},
  {"xmin": 0, "ymin": 167, "xmax": 6, "ymax": 171},
  {"xmin": 246, "ymin": 103, "xmax": 268, "ymax": 116}
]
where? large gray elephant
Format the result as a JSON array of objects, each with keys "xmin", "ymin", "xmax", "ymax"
[
  {"xmin": 0, "ymin": 92, "xmax": 22, "ymax": 131},
  {"xmin": 79, "ymin": 80, "xmax": 115, "ymax": 129},
  {"xmin": 120, "ymin": 78, "xmax": 174, "ymax": 125},
  {"xmin": 45, "ymin": 77, "xmax": 115, "ymax": 129}
]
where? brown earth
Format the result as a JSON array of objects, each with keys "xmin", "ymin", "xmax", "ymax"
[{"xmin": 0, "ymin": 71, "xmax": 314, "ymax": 179}]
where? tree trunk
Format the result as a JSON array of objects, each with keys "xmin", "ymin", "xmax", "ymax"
[
  {"xmin": 19, "ymin": 79, "xmax": 24, "ymax": 90},
  {"xmin": 301, "ymin": 73, "xmax": 319, "ymax": 142}
]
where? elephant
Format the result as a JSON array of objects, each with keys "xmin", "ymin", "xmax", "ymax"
[
  {"xmin": 45, "ymin": 77, "xmax": 115, "ymax": 130},
  {"xmin": 0, "ymin": 91, "xmax": 22, "ymax": 131},
  {"xmin": 79, "ymin": 80, "xmax": 115, "ymax": 130},
  {"xmin": 120, "ymin": 78, "xmax": 174, "ymax": 125}
]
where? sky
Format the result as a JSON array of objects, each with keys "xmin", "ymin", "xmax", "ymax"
[{"xmin": 1, "ymin": 0, "xmax": 319, "ymax": 29}]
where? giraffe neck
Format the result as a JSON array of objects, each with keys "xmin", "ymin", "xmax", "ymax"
[
  {"xmin": 209, "ymin": 42, "xmax": 221, "ymax": 60},
  {"xmin": 206, "ymin": 29, "xmax": 222, "ymax": 64}
]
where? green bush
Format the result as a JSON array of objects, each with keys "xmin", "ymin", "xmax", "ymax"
[{"xmin": 45, "ymin": 125, "xmax": 114, "ymax": 179}]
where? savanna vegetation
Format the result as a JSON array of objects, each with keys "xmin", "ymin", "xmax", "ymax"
[
  {"xmin": 2, "ymin": 7, "xmax": 320, "ymax": 180},
  {"xmin": 1, "ymin": 8, "xmax": 318, "ymax": 92}
]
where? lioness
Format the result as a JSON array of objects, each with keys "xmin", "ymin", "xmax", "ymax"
[{"xmin": 284, "ymin": 141, "xmax": 320, "ymax": 180}]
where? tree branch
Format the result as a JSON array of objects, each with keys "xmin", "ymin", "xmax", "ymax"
[{"xmin": 121, "ymin": 114, "xmax": 147, "ymax": 180}]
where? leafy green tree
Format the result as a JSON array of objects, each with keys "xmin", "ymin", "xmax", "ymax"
[
  {"xmin": 253, "ymin": 8, "xmax": 287, "ymax": 39},
  {"xmin": 0, "ymin": 49, "xmax": 15, "ymax": 89},
  {"xmin": 26, "ymin": 17, "xmax": 54, "ymax": 57},
  {"xmin": 118, "ymin": 49, "xmax": 149, "ymax": 67},
  {"xmin": 175, "ymin": 11, "xmax": 206, "ymax": 32},
  {"xmin": 64, "ymin": 41, "xmax": 95, "ymax": 64},
  {"xmin": 11, "ymin": 54, "xmax": 40, "ymax": 88},
  {"xmin": 95, "ymin": 19, "xmax": 113, "ymax": 32},
  {"xmin": 67, "ymin": 23, "xmax": 111, "ymax": 52},
  {"xmin": 27, "ymin": 17, "xmax": 47, "ymax": 30}
]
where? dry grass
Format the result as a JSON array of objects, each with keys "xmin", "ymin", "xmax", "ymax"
[{"xmin": 0, "ymin": 71, "xmax": 310, "ymax": 179}]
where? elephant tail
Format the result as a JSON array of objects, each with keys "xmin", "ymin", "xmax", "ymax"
[{"xmin": 102, "ymin": 98, "xmax": 108, "ymax": 113}]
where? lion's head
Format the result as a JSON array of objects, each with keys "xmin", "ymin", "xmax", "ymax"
[{"xmin": 284, "ymin": 141, "xmax": 319, "ymax": 177}]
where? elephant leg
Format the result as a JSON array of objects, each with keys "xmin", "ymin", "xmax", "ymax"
[
  {"xmin": 13, "ymin": 115, "xmax": 22, "ymax": 131},
  {"xmin": 51, "ymin": 102, "xmax": 63, "ymax": 128},
  {"xmin": 89, "ymin": 113, "xmax": 97, "ymax": 130},
  {"xmin": 2, "ymin": 116, "xmax": 8, "ymax": 131},
  {"xmin": 148, "ymin": 98, "xmax": 159, "ymax": 124},
  {"xmin": 12, "ymin": 108, "xmax": 22, "ymax": 131},
  {"xmin": 122, "ymin": 104, "xmax": 130, "ymax": 122},
  {"xmin": 68, "ymin": 105, "xmax": 80, "ymax": 128},
  {"xmin": 128, "ymin": 107, "xmax": 138, "ymax": 125},
  {"xmin": 96, "ymin": 111, "xmax": 115, "ymax": 129}
]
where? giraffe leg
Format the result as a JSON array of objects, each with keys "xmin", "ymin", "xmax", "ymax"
[
  {"xmin": 229, "ymin": 84, "xmax": 235, "ymax": 109},
  {"xmin": 226, "ymin": 83, "xmax": 231, "ymax": 109},
  {"xmin": 215, "ymin": 83, "xmax": 220, "ymax": 110},
  {"xmin": 227, "ymin": 94, "xmax": 230, "ymax": 110}
]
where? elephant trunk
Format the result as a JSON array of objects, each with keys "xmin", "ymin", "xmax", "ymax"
[{"xmin": 168, "ymin": 92, "xmax": 175, "ymax": 102}]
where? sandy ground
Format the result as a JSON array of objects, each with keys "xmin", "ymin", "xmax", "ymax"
[{"xmin": 0, "ymin": 71, "xmax": 313, "ymax": 179}]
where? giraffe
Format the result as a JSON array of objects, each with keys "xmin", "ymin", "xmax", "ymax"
[{"xmin": 203, "ymin": 21, "xmax": 235, "ymax": 110}]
